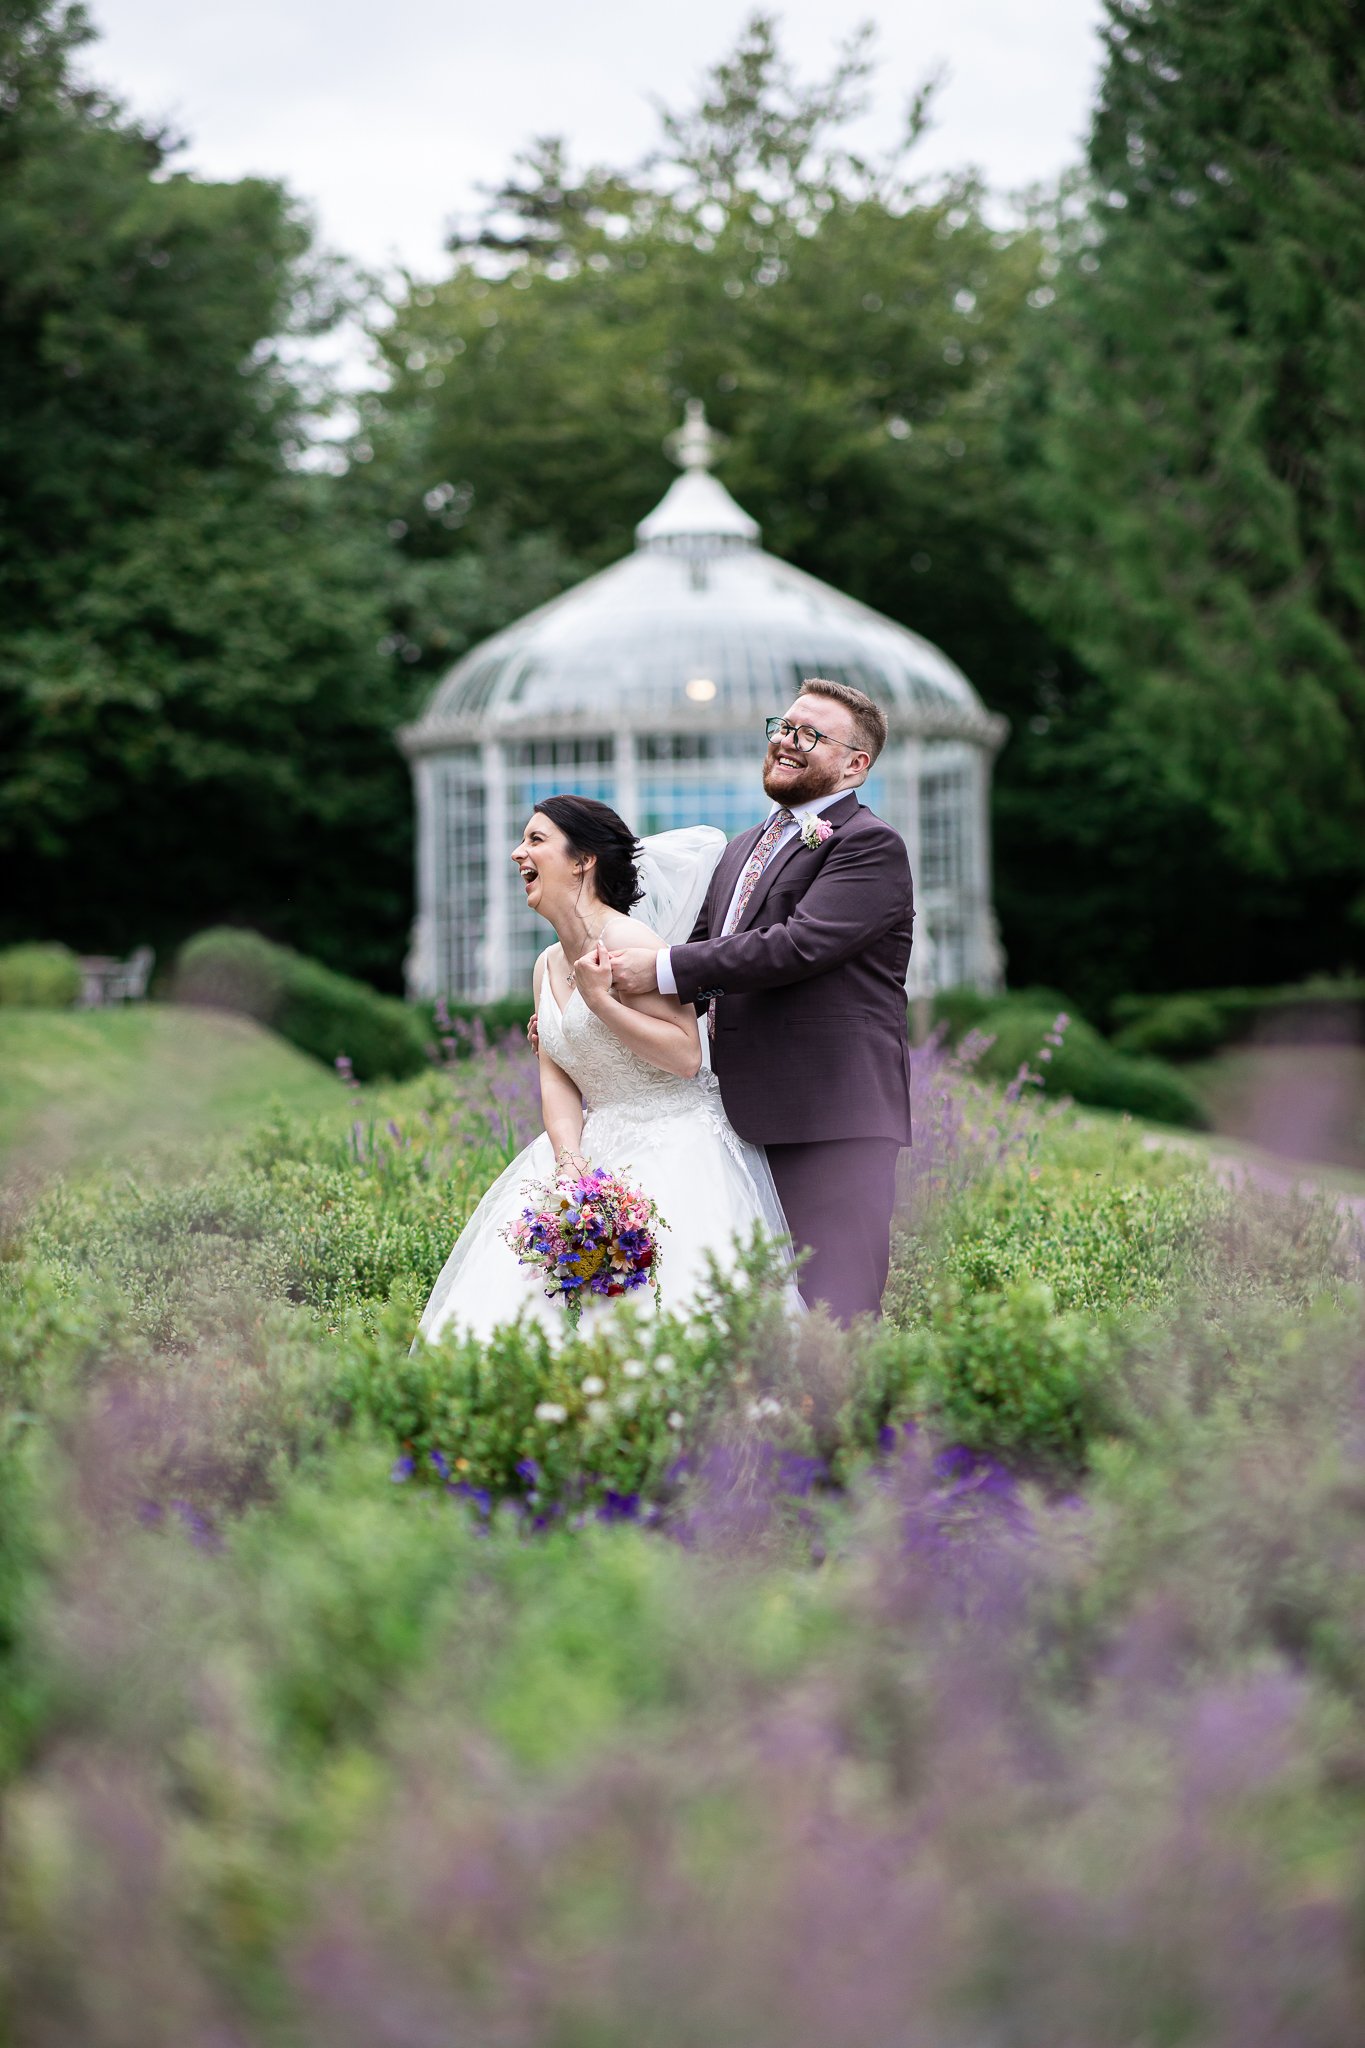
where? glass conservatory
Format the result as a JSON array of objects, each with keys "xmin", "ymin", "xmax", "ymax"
[{"xmin": 399, "ymin": 403, "xmax": 1008, "ymax": 1002}]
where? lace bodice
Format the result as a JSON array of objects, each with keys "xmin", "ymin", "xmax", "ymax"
[
  {"xmin": 537, "ymin": 974, "xmax": 701, "ymax": 1116},
  {"xmin": 536, "ymin": 970, "xmax": 753, "ymax": 1171}
]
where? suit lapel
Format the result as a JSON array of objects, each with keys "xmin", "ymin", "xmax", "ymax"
[{"xmin": 733, "ymin": 792, "xmax": 860, "ymax": 935}]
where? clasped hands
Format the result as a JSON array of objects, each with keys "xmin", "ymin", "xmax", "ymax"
[
  {"xmin": 525, "ymin": 944, "xmax": 662, "ymax": 1052},
  {"xmin": 571, "ymin": 939, "xmax": 613, "ymax": 1007}
]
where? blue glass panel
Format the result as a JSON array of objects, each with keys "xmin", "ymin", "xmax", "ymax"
[{"xmin": 434, "ymin": 764, "xmax": 485, "ymax": 999}]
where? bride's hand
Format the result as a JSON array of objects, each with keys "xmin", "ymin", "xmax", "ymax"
[{"xmin": 573, "ymin": 939, "xmax": 614, "ymax": 1009}]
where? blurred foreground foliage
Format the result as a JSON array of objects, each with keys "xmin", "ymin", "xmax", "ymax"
[{"xmin": 0, "ymin": 1027, "xmax": 1363, "ymax": 2039}]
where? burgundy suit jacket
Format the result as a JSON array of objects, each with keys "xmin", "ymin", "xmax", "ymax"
[{"xmin": 669, "ymin": 791, "xmax": 915, "ymax": 1147}]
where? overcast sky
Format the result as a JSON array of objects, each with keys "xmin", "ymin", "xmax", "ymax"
[{"xmin": 84, "ymin": 0, "xmax": 1107, "ymax": 284}]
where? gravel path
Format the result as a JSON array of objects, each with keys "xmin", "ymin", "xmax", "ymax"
[{"xmin": 1143, "ymin": 1130, "xmax": 1365, "ymax": 1234}]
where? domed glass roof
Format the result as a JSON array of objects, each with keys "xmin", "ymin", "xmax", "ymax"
[{"xmin": 402, "ymin": 404, "xmax": 1004, "ymax": 758}]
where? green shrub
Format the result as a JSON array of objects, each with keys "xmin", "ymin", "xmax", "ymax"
[
  {"xmin": 1110, "ymin": 993, "xmax": 1229, "ymax": 1060},
  {"xmin": 915, "ymin": 1171, "xmax": 1229, "ymax": 1319},
  {"xmin": 925, "ymin": 1280, "xmax": 1119, "ymax": 1462},
  {"xmin": 931, "ymin": 983, "xmax": 1076, "ymax": 1045},
  {"xmin": 175, "ymin": 928, "xmax": 427, "ymax": 1081},
  {"xmin": 1110, "ymin": 977, "xmax": 1365, "ymax": 1057},
  {"xmin": 929, "ymin": 984, "xmax": 995, "ymax": 1040},
  {"xmin": 25, "ymin": 1101, "xmax": 522, "ymax": 1349},
  {"xmin": 972, "ymin": 1006, "xmax": 1208, "ymax": 1127},
  {"xmin": 836, "ymin": 1279, "xmax": 1118, "ymax": 1468},
  {"xmin": 0, "ymin": 943, "xmax": 81, "ymax": 1009},
  {"xmin": 929, "ymin": 987, "xmax": 1206, "ymax": 1125},
  {"xmin": 333, "ymin": 1234, "xmax": 800, "ymax": 1511}
]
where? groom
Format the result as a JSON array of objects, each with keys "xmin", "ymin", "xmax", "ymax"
[{"xmin": 610, "ymin": 678, "xmax": 914, "ymax": 1325}]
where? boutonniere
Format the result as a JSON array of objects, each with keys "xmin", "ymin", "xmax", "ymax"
[{"xmin": 799, "ymin": 814, "xmax": 835, "ymax": 852}]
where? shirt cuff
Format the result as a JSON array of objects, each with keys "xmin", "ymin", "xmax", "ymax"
[{"xmin": 655, "ymin": 946, "xmax": 677, "ymax": 997}]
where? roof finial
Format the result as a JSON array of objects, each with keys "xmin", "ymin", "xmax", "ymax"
[{"xmin": 666, "ymin": 397, "xmax": 724, "ymax": 473}]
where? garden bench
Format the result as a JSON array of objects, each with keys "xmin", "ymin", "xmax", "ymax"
[{"xmin": 77, "ymin": 945, "xmax": 155, "ymax": 1006}]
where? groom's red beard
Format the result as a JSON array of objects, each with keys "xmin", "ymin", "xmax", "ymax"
[{"xmin": 762, "ymin": 750, "xmax": 844, "ymax": 806}]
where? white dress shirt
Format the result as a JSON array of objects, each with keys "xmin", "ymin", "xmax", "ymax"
[{"xmin": 654, "ymin": 790, "xmax": 853, "ymax": 997}]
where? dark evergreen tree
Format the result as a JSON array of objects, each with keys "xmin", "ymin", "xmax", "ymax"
[
  {"xmin": 0, "ymin": 3, "xmax": 418, "ymax": 985},
  {"xmin": 1006, "ymin": 0, "xmax": 1365, "ymax": 1004}
]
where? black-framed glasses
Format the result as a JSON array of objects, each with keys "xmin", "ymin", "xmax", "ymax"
[{"xmin": 765, "ymin": 715, "xmax": 862, "ymax": 756}]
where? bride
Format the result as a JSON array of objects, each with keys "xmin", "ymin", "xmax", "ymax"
[{"xmin": 414, "ymin": 793, "xmax": 792, "ymax": 1345}]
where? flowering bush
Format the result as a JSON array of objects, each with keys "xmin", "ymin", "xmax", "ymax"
[{"xmin": 332, "ymin": 1232, "xmax": 794, "ymax": 1515}]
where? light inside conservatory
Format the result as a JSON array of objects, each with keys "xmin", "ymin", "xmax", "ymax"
[{"xmin": 684, "ymin": 677, "xmax": 718, "ymax": 702}]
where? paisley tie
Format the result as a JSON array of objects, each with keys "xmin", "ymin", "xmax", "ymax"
[{"xmin": 708, "ymin": 808, "xmax": 794, "ymax": 1038}]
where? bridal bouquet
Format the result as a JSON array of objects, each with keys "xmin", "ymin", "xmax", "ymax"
[{"xmin": 501, "ymin": 1164, "xmax": 666, "ymax": 1327}]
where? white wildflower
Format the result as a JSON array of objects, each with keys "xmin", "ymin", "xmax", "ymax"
[
  {"xmin": 653, "ymin": 1352, "xmax": 675, "ymax": 1374},
  {"xmin": 534, "ymin": 1401, "xmax": 567, "ymax": 1424},
  {"xmin": 586, "ymin": 1399, "xmax": 611, "ymax": 1427},
  {"xmin": 746, "ymin": 1396, "xmax": 783, "ymax": 1422},
  {"xmin": 580, "ymin": 1374, "xmax": 606, "ymax": 1396},
  {"xmin": 667, "ymin": 1411, "xmax": 684, "ymax": 1430},
  {"xmin": 615, "ymin": 1389, "xmax": 638, "ymax": 1415},
  {"xmin": 621, "ymin": 1358, "xmax": 646, "ymax": 1380}
]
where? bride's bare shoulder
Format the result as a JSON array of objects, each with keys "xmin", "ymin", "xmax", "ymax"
[{"xmin": 604, "ymin": 911, "xmax": 664, "ymax": 948}]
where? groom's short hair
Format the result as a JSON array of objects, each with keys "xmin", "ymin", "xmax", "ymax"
[{"xmin": 800, "ymin": 678, "xmax": 888, "ymax": 764}]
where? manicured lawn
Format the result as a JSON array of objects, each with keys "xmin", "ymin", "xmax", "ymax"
[{"xmin": 0, "ymin": 1003, "xmax": 348, "ymax": 1161}]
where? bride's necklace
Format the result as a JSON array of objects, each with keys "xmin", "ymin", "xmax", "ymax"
[{"xmin": 564, "ymin": 911, "xmax": 610, "ymax": 991}]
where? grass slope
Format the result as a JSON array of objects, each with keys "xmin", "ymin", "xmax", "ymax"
[{"xmin": 0, "ymin": 1004, "xmax": 348, "ymax": 1162}]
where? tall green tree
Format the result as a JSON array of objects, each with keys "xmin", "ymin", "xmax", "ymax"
[
  {"xmin": 1008, "ymin": 0, "xmax": 1365, "ymax": 1001},
  {"xmin": 359, "ymin": 15, "xmax": 1053, "ymax": 745},
  {"xmin": 0, "ymin": 3, "xmax": 415, "ymax": 986}
]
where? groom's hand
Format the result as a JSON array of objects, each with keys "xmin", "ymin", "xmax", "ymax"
[{"xmin": 607, "ymin": 947, "xmax": 660, "ymax": 997}]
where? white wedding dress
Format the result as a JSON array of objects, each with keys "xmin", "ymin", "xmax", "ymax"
[{"xmin": 414, "ymin": 831, "xmax": 794, "ymax": 1348}]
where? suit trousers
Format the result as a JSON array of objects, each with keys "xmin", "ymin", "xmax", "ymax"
[{"xmin": 765, "ymin": 1138, "xmax": 903, "ymax": 1326}]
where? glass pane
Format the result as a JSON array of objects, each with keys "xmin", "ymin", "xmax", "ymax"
[
  {"xmin": 436, "ymin": 769, "xmax": 486, "ymax": 998},
  {"xmin": 920, "ymin": 768, "xmax": 968, "ymax": 894}
]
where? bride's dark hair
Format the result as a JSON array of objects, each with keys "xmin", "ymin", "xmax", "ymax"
[{"xmin": 536, "ymin": 794, "xmax": 644, "ymax": 915}]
